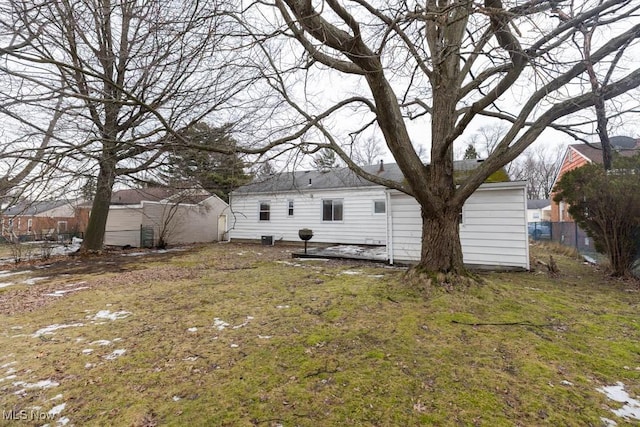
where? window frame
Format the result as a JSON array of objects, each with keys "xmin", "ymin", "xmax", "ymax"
[
  {"xmin": 287, "ymin": 200, "xmax": 294, "ymax": 217},
  {"xmin": 373, "ymin": 200, "xmax": 386, "ymax": 215},
  {"xmin": 258, "ymin": 201, "xmax": 271, "ymax": 222},
  {"xmin": 322, "ymin": 199, "xmax": 344, "ymax": 222}
]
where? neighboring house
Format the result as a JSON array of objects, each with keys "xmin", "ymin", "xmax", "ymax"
[
  {"xmin": 550, "ymin": 136, "xmax": 640, "ymax": 222},
  {"xmin": 230, "ymin": 161, "xmax": 529, "ymax": 270},
  {"xmin": 1, "ymin": 199, "xmax": 89, "ymax": 241},
  {"xmin": 104, "ymin": 187, "xmax": 229, "ymax": 247},
  {"xmin": 527, "ymin": 199, "xmax": 551, "ymax": 223}
]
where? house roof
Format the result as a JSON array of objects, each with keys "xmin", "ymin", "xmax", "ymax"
[
  {"xmin": 233, "ymin": 159, "xmax": 492, "ymax": 194},
  {"xmin": 3, "ymin": 200, "xmax": 74, "ymax": 217},
  {"xmin": 570, "ymin": 136, "xmax": 640, "ymax": 163},
  {"xmin": 111, "ymin": 187, "xmax": 211, "ymax": 205},
  {"xmin": 111, "ymin": 188, "xmax": 178, "ymax": 205},
  {"xmin": 527, "ymin": 199, "xmax": 550, "ymax": 210}
]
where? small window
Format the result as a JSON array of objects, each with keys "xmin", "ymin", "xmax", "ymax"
[
  {"xmin": 373, "ymin": 200, "xmax": 386, "ymax": 214},
  {"xmin": 57, "ymin": 221, "xmax": 67, "ymax": 233},
  {"xmin": 287, "ymin": 200, "xmax": 294, "ymax": 217},
  {"xmin": 259, "ymin": 201, "xmax": 270, "ymax": 221},
  {"xmin": 322, "ymin": 199, "xmax": 343, "ymax": 221},
  {"xmin": 27, "ymin": 219, "xmax": 33, "ymax": 232}
]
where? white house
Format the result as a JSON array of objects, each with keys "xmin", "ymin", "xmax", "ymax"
[
  {"xmin": 105, "ymin": 188, "xmax": 229, "ymax": 247},
  {"xmin": 526, "ymin": 199, "xmax": 551, "ymax": 223},
  {"xmin": 230, "ymin": 162, "xmax": 529, "ymax": 270}
]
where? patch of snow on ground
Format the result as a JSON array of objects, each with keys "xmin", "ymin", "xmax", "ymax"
[
  {"xmin": 45, "ymin": 286, "xmax": 89, "ymax": 297},
  {"xmin": 0, "ymin": 282, "xmax": 15, "ymax": 288},
  {"xmin": 598, "ymin": 382, "xmax": 640, "ymax": 421},
  {"xmin": 104, "ymin": 349, "xmax": 126, "ymax": 360},
  {"xmin": 601, "ymin": 417, "xmax": 618, "ymax": 426},
  {"xmin": 340, "ymin": 270, "xmax": 362, "ymax": 275},
  {"xmin": 258, "ymin": 335, "xmax": 272, "ymax": 339},
  {"xmin": 213, "ymin": 318, "xmax": 230, "ymax": 330},
  {"xmin": 57, "ymin": 416, "xmax": 70, "ymax": 425},
  {"xmin": 48, "ymin": 403, "xmax": 66, "ymax": 416},
  {"xmin": 82, "ymin": 349, "xmax": 93, "ymax": 354},
  {"xmin": 92, "ymin": 310, "xmax": 131, "ymax": 321},
  {"xmin": 187, "ymin": 327, "xmax": 198, "ymax": 332},
  {"xmin": 121, "ymin": 252, "xmax": 147, "ymax": 257},
  {"xmin": 0, "ymin": 270, "xmax": 30, "ymax": 279},
  {"xmin": 1, "ymin": 361, "xmax": 17, "ymax": 368},
  {"xmin": 33, "ymin": 323, "xmax": 84, "ymax": 337},
  {"xmin": 13, "ymin": 379, "xmax": 59, "ymax": 389},
  {"xmin": 50, "ymin": 243, "xmax": 81, "ymax": 257},
  {"xmin": 172, "ymin": 396, "xmax": 181, "ymax": 401},
  {"xmin": 23, "ymin": 277, "xmax": 49, "ymax": 285},
  {"xmin": 232, "ymin": 316, "xmax": 254, "ymax": 329},
  {"xmin": 0, "ymin": 375, "xmax": 17, "ymax": 382},
  {"xmin": 90, "ymin": 340, "xmax": 112, "ymax": 346},
  {"xmin": 276, "ymin": 305, "xmax": 290, "ymax": 309},
  {"xmin": 50, "ymin": 394, "xmax": 63, "ymax": 400}
]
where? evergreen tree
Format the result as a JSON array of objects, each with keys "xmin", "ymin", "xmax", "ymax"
[
  {"xmin": 164, "ymin": 122, "xmax": 250, "ymax": 202},
  {"xmin": 312, "ymin": 149, "xmax": 339, "ymax": 171},
  {"xmin": 463, "ymin": 144, "xmax": 479, "ymax": 160}
]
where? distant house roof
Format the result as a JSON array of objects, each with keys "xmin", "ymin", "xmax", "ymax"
[
  {"xmin": 571, "ymin": 136, "xmax": 640, "ymax": 163},
  {"xmin": 110, "ymin": 187, "xmax": 210, "ymax": 205},
  {"xmin": 3, "ymin": 200, "xmax": 74, "ymax": 217},
  {"xmin": 233, "ymin": 159, "xmax": 495, "ymax": 194},
  {"xmin": 527, "ymin": 199, "xmax": 550, "ymax": 210}
]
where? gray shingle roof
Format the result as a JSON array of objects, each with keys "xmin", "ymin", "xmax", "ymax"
[
  {"xmin": 527, "ymin": 199, "xmax": 550, "ymax": 210},
  {"xmin": 3, "ymin": 200, "xmax": 72, "ymax": 216},
  {"xmin": 233, "ymin": 160, "xmax": 487, "ymax": 194}
]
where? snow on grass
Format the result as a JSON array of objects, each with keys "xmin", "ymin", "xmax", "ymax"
[
  {"xmin": 91, "ymin": 310, "xmax": 131, "ymax": 321},
  {"xmin": 187, "ymin": 327, "xmax": 198, "ymax": 332},
  {"xmin": 104, "ymin": 349, "xmax": 126, "ymax": 360},
  {"xmin": 81, "ymin": 349, "xmax": 93, "ymax": 354},
  {"xmin": 213, "ymin": 318, "xmax": 230, "ymax": 330},
  {"xmin": 45, "ymin": 286, "xmax": 90, "ymax": 297},
  {"xmin": 23, "ymin": 277, "xmax": 49, "ymax": 285},
  {"xmin": 232, "ymin": 316, "xmax": 254, "ymax": 329},
  {"xmin": 33, "ymin": 323, "xmax": 84, "ymax": 337},
  {"xmin": 48, "ymin": 402, "xmax": 66, "ymax": 416},
  {"xmin": 90, "ymin": 340, "xmax": 112, "ymax": 346},
  {"xmin": 597, "ymin": 382, "xmax": 640, "ymax": 421},
  {"xmin": 0, "ymin": 282, "xmax": 15, "ymax": 288},
  {"xmin": 13, "ymin": 379, "xmax": 59, "ymax": 390}
]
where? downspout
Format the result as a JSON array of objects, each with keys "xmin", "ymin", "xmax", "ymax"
[
  {"xmin": 522, "ymin": 183, "xmax": 530, "ymax": 270},
  {"xmin": 385, "ymin": 189, "xmax": 393, "ymax": 265}
]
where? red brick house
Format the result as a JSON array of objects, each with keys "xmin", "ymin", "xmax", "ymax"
[
  {"xmin": 550, "ymin": 136, "xmax": 640, "ymax": 222},
  {"xmin": 1, "ymin": 199, "xmax": 90, "ymax": 241}
]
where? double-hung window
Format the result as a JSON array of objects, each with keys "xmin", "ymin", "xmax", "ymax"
[
  {"xmin": 322, "ymin": 199, "xmax": 343, "ymax": 221},
  {"xmin": 287, "ymin": 200, "xmax": 294, "ymax": 217},
  {"xmin": 259, "ymin": 201, "xmax": 271, "ymax": 221}
]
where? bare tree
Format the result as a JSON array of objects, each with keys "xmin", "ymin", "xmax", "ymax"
[
  {"xmin": 511, "ymin": 144, "xmax": 564, "ymax": 200},
  {"xmin": 242, "ymin": 0, "xmax": 640, "ymax": 276},
  {"xmin": 350, "ymin": 137, "xmax": 385, "ymax": 166},
  {"xmin": 1, "ymin": 0, "xmax": 263, "ymax": 252}
]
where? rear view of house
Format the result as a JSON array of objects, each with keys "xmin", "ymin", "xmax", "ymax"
[
  {"xmin": 104, "ymin": 188, "xmax": 229, "ymax": 247},
  {"xmin": 230, "ymin": 162, "xmax": 529, "ymax": 270},
  {"xmin": 1, "ymin": 199, "xmax": 89, "ymax": 242}
]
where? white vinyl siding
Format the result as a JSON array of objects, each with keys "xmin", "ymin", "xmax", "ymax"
[
  {"xmin": 230, "ymin": 188, "xmax": 387, "ymax": 245},
  {"xmin": 389, "ymin": 182, "xmax": 528, "ymax": 269}
]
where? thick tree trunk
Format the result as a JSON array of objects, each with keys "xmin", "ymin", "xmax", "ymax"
[
  {"xmin": 416, "ymin": 208, "xmax": 466, "ymax": 274},
  {"xmin": 80, "ymin": 158, "xmax": 117, "ymax": 253}
]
